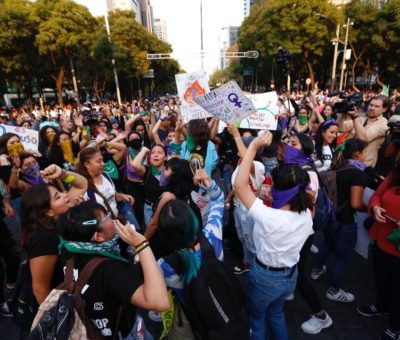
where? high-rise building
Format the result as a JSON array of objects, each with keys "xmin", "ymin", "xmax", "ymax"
[
  {"xmin": 106, "ymin": 0, "xmax": 139, "ymax": 13},
  {"xmin": 153, "ymin": 18, "xmax": 168, "ymax": 42},
  {"xmin": 138, "ymin": 0, "xmax": 154, "ymax": 33},
  {"xmin": 244, "ymin": 0, "xmax": 256, "ymax": 18},
  {"xmin": 219, "ymin": 26, "xmax": 238, "ymax": 69}
]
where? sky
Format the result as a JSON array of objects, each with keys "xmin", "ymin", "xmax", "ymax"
[{"xmin": 74, "ymin": 0, "xmax": 245, "ymax": 77}]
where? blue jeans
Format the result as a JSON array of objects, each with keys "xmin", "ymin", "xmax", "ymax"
[
  {"xmin": 233, "ymin": 201, "xmax": 256, "ymax": 264},
  {"xmin": 143, "ymin": 203, "xmax": 153, "ymax": 230},
  {"xmin": 117, "ymin": 201, "xmax": 140, "ymax": 232},
  {"xmin": 316, "ymin": 221, "xmax": 357, "ymax": 290},
  {"xmin": 246, "ymin": 259, "xmax": 297, "ymax": 340},
  {"xmin": 261, "ymin": 157, "xmax": 278, "ymax": 177}
]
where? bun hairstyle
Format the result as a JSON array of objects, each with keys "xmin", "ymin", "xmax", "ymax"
[
  {"xmin": 271, "ymin": 164, "xmax": 314, "ymax": 213},
  {"xmin": 331, "ymin": 138, "xmax": 367, "ymax": 170}
]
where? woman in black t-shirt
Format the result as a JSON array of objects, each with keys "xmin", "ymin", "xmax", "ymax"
[
  {"xmin": 58, "ymin": 201, "xmax": 169, "ymax": 339},
  {"xmin": 21, "ymin": 164, "xmax": 88, "ymax": 305},
  {"xmin": 312, "ymin": 138, "xmax": 368, "ymax": 303}
]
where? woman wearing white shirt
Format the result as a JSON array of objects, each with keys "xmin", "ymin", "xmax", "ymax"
[
  {"xmin": 313, "ymin": 120, "xmax": 338, "ymax": 172},
  {"xmin": 234, "ymin": 131, "xmax": 314, "ymax": 340}
]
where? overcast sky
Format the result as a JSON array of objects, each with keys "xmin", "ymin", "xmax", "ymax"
[{"xmin": 75, "ymin": 0, "xmax": 244, "ymax": 77}]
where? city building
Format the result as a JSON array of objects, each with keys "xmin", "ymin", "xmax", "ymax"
[
  {"xmin": 138, "ymin": 0, "xmax": 154, "ymax": 33},
  {"xmin": 219, "ymin": 26, "xmax": 238, "ymax": 69},
  {"xmin": 244, "ymin": 0, "xmax": 256, "ymax": 18},
  {"xmin": 106, "ymin": 0, "xmax": 140, "ymax": 14},
  {"xmin": 153, "ymin": 18, "xmax": 168, "ymax": 42}
]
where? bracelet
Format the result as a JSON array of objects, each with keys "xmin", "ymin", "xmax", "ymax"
[
  {"xmin": 134, "ymin": 239, "xmax": 148, "ymax": 250},
  {"xmin": 135, "ymin": 241, "xmax": 149, "ymax": 254},
  {"xmin": 136, "ymin": 243, "xmax": 149, "ymax": 255}
]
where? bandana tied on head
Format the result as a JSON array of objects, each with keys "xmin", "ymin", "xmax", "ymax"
[
  {"xmin": 60, "ymin": 140, "xmax": 77, "ymax": 164},
  {"xmin": 322, "ymin": 119, "xmax": 338, "ymax": 128},
  {"xmin": 283, "ymin": 145, "xmax": 311, "ymax": 166},
  {"xmin": 7, "ymin": 142, "xmax": 24, "ymax": 157},
  {"xmin": 271, "ymin": 183, "xmax": 310, "ymax": 209},
  {"xmin": 348, "ymin": 159, "xmax": 367, "ymax": 171}
]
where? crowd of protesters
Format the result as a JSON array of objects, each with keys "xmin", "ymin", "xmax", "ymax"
[{"xmin": 0, "ymin": 87, "xmax": 398, "ymax": 340}]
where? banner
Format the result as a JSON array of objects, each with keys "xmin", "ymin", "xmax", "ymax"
[
  {"xmin": 0, "ymin": 124, "xmax": 39, "ymax": 150},
  {"xmin": 193, "ymin": 80, "xmax": 255, "ymax": 123},
  {"xmin": 175, "ymin": 71, "xmax": 211, "ymax": 122},
  {"xmin": 239, "ymin": 92, "xmax": 280, "ymax": 130}
]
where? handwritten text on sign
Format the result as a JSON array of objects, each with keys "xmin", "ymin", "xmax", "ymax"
[
  {"xmin": 193, "ymin": 80, "xmax": 255, "ymax": 123},
  {"xmin": 175, "ymin": 71, "xmax": 211, "ymax": 122},
  {"xmin": 0, "ymin": 124, "xmax": 39, "ymax": 150}
]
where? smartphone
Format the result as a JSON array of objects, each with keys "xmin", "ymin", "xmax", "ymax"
[{"xmin": 385, "ymin": 214, "xmax": 399, "ymax": 224}]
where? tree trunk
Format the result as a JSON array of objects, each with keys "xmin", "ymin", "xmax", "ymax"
[
  {"xmin": 93, "ymin": 78, "xmax": 101, "ymax": 102},
  {"xmin": 303, "ymin": 50, "xmax": 315, "ymax": 87},
  {"xmin": 51, "ymin": 66, "xmax": 65, "ymax": 106}
]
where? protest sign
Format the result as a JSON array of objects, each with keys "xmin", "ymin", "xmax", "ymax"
[
  {"xmin": 193, "ymin": 80, "xmax": 255, "ymax": 123},
  {"xmin": 0, "ymin": 124, "xmax": 39, "ymax": 150},
  {"xmin": 239, "ymin": 92, "xmax": 280, "ymax": 130},
  {"xmin": 175, "ymin": 71, "xmax": 211, "ymax": 122}
]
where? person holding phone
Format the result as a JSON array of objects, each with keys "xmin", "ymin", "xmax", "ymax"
[{"xmin": 357, "ymin": 155, "xmax": 400, "ymax": 340}]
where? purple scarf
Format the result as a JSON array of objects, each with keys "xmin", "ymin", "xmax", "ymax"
[
  {"xmin": 22, "ymin": 163, "xmax": 46, "ymax": 186},
  {"xmin": 284, "ymin": 145, "xmax": 311, "ymax": 166},
  {"xmin": 271, "ymin": 183, "xmax": 311, "ymax": 209},
  {"xmin": 348, "ymin": 159, "xmax": 367, "ymax": 171}
]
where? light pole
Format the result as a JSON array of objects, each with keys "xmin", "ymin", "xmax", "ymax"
[
  {"xmin": 69, "ymin": 56, "xmax": 80, "ymax": 104},
  {"xmin": 331, "ymin": 24, "xmax": 340, "ymax": 91},
  {"xmin": 104, "ymin": 1, "xmax": 122, "ymax": 105},
  {"xmin": 200, "ymin": 0, "xmax": 204, "ymax": 70},
  {"xmin": 339, "ymin": 17, "xmax": 353, "ymax": 91}
]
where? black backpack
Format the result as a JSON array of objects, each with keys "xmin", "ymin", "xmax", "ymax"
[
  {"xmin": 8, "ymin": 260, "xmax": 38, "ymax": 334},
  {"xmin": 165, "ymin": 234, "xmax": 250, "ymax": 340}
]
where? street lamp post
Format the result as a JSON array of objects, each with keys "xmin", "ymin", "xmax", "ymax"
[
  {"xmin": 331, "ymin": 24, "xmax": 340, "ymax": 92},
  {"xmin": 200, "ymin": 0, "xmax": 204, "ymax": 71},
  {"xmin": 69, "ymin": 56, "xmax": 80, "ymax": 104},
  {"xmin": 104, "ymin": 1, "xmax": 122, "ymax": 105},
  {"xmin": 339, "ymin": 18, "xmax": 353, "ymax": 91}
]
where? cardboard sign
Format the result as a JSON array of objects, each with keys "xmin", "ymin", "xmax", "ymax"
[
  {"xmin": 239, "ymin": 92, "xmax": 280, "ymax": 130},
  {"xmin": 193, "ymin": 80, "xmax": 255, "ymax": 123},
  {"xmin": 0, "ymin": 124, "xmax": 39, "ymax": 150},
  {"xmin": 175, "ymin": 71, "xmax": 211, "ymax": 122}
]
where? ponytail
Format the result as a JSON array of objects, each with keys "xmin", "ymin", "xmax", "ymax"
[
  {"xmin": 331, "ymin": 138, "xmax": 367, "ymax": 170},
  {"xmin": 180, "ymin": 249, "xmax": 201, "ymax": 284}
]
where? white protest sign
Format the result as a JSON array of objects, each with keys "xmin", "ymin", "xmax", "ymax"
[
  {"xmin": 193, "ymin": 80, "xmax": 255, "ymax": 123},
  {"xmin": 0, "ymin": 124, "xmax": 39, "ymax": 150},
  {"xmin": 175, "ymin": 71, "xmax": 211, "ymax": 122},
  {"xmin": 239, "ymin": 92, "xmax": 280, "ymax": 130}
]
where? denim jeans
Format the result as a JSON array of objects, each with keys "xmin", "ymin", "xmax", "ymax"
[
  {"xmin": 143, "ymin": 203, "xmax": 153, "ymax": 230},
  {"xmin": 261, "ymin": 157, "xmax": 278, "ymax": 177},
  {"xmin": 233, "ymin": 201, "xmax": 256, "ymax": 264},
  {"xmin": 316, "ymin": 221, "xmax": 357, "ymax": 290},
  {"xmin": 223, "ymin": 166, "xmax": 234, "ymax": 196},
  {"xmin": 117, "ymin": 201, "xmax": 140, "ymax": 232},
  {"xmin": 246, "ymin": 259, "xmax": 298, "ymax": 340}
]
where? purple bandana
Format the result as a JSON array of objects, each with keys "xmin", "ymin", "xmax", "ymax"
[
  {"xmin": 271, "ymin": 183, "xmax": 311, "ymax": 209},
  {"xmin": 322, "ymin": 119, "xmax": 338, "ymax": 128},
  {"xmin": 283, "ymin": 145, "xmax": 311, "ymax": 166},
  {"xmin": 348, "ymin": 159, "xmax": 367, "ymax": 171}
]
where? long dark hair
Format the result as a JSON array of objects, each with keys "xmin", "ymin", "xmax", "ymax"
[
  {"xmin": 331, "ymin": 138, "xmax": 367, "ymax": 170},
  {"xmin": 21, "ymin": 184, "xmax": 55, "ymax": 248},
  {"xmin": 271, "ymin": 164, "xmax": 314, "ymax": 213},
  {"xmin": 314, "ymin": 120, "xmax": 338, "ymax": 162},
  {"xmin": 39, "ymin": 125, "xmax": 58, "ymax": 147},
  {"xmin": 165, "ymin": 158, "xmax": 194, "ymax": 198},
  {"xmin": 49, "ymin": 131, "xmax": 76, "ymax": 167},
  {"xmin": 293, "ymin": 132, "xmax": 315, "ymax": 156},
  {"xmin": 0, "ymin": 132, "xmax": 20, "ymax": 155},
  {"xmin": 76, "ymin": 147, "xmax": 101, "ymax": 196}
]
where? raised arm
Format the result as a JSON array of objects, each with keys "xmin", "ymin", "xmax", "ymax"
[
  {"xmin": 131, "ymin": 147, "xmax": 148, "ymax": 177},
  {"xmin": 226, "ymin": 123, "xmax": 247, "ymax": 159}
]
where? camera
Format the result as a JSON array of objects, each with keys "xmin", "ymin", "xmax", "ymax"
[
  {"xmin": 388, "ymin": 120, "xmax": 400, "ymax": 129},
  {"xmin": 328, "ymin": 92, "xmax": 363, "ymax": 114}
]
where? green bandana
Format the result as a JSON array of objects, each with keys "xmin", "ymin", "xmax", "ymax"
[
  {"xmin": 104, "ymin": 159, "xmax": 119, "ymax": 180},
  {"xmin": 128, "ymin": 146, "xmax": 140, "ymax": 160},
  {"xmin": 58, "ymin": 235, "xmax": 129, "ymax": 263},
  {"xmin": 151, "ymin": 165, "xmax": 161, "ymax": 176},
  {"xmin": 298, "ymin": 116, "xmax": 310, "ymax": 125},
  {"xmin": 186, "ymin": 133, "xmax": 196, "ymax": 152}
]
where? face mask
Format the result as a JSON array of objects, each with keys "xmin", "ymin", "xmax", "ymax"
[
  {"xmin": 298, "ymin": 116, "xmax": 310, "ymax": 125},
  {"xmin": 47, "ymin": 133, "xmax": 55, "ymax": 144},
  {"xmin": 325, "ymin": 114, "xmax": 332, "ymax": 120},
  {"xmin": 7, "ymin": 142, "xmax": 24, "ymax": 157},
  {"xmin": 60, "ymin": 140, "xmax": 76, "ymax": 164},
  {"xmin": 139, "ymin": 133, "xmax": 145, "ymax": 140},
  {"xmin": 22, "ymin": 162, "xmax": 45, "ymax": 186},
  {"xmin": 129, "ymin": 139, "xmax": 142, "ymax": 150}
]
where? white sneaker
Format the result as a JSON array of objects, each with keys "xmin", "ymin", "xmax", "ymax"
[
  {"xmin": 310, "ymin": 244, "xmax": 319, "ymax": 254},
  {"xmin": 285, "ymin": 293, "xmax": 295, "ymax": 301},
  {"xmin": 310, "ymin": 265, "xmax": 327, "ymax": 280},
  {"xmin": 326, "ymin": 288, "xmax": 355, "ymax": 303},
  {"xmin": 301, "ymin": 313, "xmax": 333, "ymax": 334}
]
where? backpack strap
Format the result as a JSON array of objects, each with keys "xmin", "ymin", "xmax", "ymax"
[{"xmin": 198, "ymin": 233, "xmax": 216, "ymax": 263}]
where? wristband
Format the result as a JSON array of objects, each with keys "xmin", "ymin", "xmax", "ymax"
[
  {"xmin": 136, "ymin": 243, "xmax": 149, "ymax": 255},
  {"xmin": 134, "ymin": 239, "xmax": 148, "ymax": 250},
  {"xmin": 63, "ymin": 175, "xmax": 75, "ymax": 184}
]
